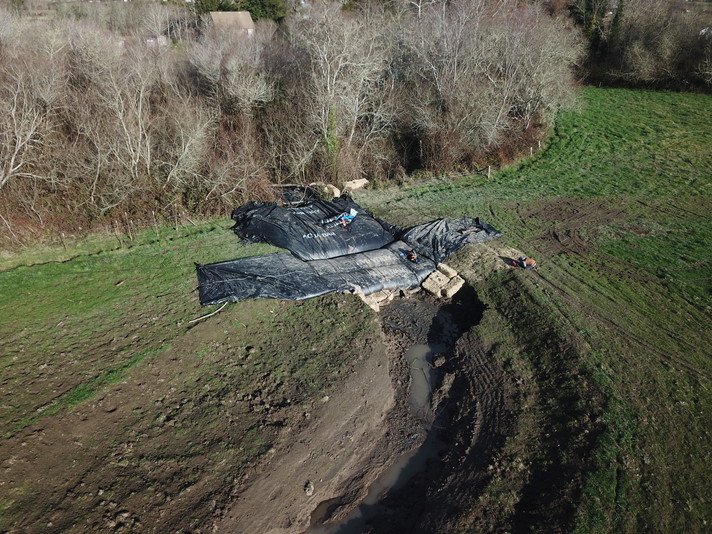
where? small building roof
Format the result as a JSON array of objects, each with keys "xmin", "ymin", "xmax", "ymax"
[{"xmin": 209, "ymin": 11, "xmax": 256, "ymax": 31}]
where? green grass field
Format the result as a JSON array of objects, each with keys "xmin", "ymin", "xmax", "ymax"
[
  {"xmin": 359, "ymin": 87, "xmax": 712, "ymax": 532},
  {"xmin": 0, "ymin": 87, "xmax": 710, "ymax": 532},
  {"xmin": 0, "ymin": 221, "xmax": 382, "ymax": 531}
]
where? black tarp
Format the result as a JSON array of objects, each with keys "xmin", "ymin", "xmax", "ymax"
[
  {"xmin": 197, "ymin": 216, "xmax": 502, "ymax": 306},
  {"xmin": 230, "ymin": 195, "xmax": 398, "ymax": 261},
  {"xmin": 275, "ymin": 185, "xmax": 321, "ymax": 207},
  {"xmin": 197, "ymin": 241, "xmax": 435, "ymax": 305},
  {"xmin": 399, "ymin": 217, "xmax": 502, "ymax": 264}
]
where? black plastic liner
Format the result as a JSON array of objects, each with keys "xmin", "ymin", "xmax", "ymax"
[
  {"xmin": 197, "ymin": 241, "xmax": 435, "ymax": 306},
  {"xmin": 231, "ymin": 195, "xmax": 399, "ymax": 261},
  {"xmin": 197, "ymin": 214, "xmax": 502, "ymax": 306},
  {"xmin": 399, "ymin": 217, "xmax": 502, "ymax": 264}
]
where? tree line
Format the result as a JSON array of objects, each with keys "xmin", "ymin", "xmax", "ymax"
[
  {"xmin": 567, "ymin": 0, "xmax": 712, "ymax": 88},
  {"xmin": 0, "ymin": 0, "xmax": 582, "ymax": 243}
]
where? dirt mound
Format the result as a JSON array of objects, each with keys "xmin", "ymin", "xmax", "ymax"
[
  {"xmin": 213, "ymin": 332, "xmax": 418, "ymax": 534},
  {"xmin": 0, "ymin": 240, "xmax": 600, "ymax": 534},
  {"xmin": 348, "ymin": 306, "xmax": 516, "ymax": 534}
]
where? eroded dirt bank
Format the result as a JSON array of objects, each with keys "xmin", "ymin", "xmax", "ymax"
[
  {"xmin": 214, "ymin": 286, "xmax": 515, "ymax": 534},
  {"xmin": 0, "ymin": 245, "xmax": 601, "ymax": 534},
  {"xmin": 213, "ymin": 329, "xmax": 410, "ymax": 534}
]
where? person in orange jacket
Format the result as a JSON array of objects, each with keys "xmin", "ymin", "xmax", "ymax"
[{"xmin": 517, "ymin": 256, "xmax": 537, "ymax": 269}]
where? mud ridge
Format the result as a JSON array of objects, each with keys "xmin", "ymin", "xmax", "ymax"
[
  {"xmin": 302, "ymin": 287, "xmax": 514, "ymax": 533},
  {"xmin": 357, "ymin": 300, "xmax": 515, "ymax": 534},
  {"xmin": 213, "ymin": 286, "xmax": 514, "ymax": 534}
]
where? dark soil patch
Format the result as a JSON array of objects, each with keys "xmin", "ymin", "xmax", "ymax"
[
  {"xmin": 516, "ymin": 197, "xmax": 629, "ymax": 256},
  {"xmin": 310, "ymin": 286, "xmax": 515, "ymax": 534},
  {"xmin": 367, "ymin": 328, "xmax": 516, "ymax": 534},
  {"xmin": 0, "ymin": 252, "xmax": 602, "ymax": 534},
  {"xmin": 380, "ymin": 285, "xmax": 485, "ymax": 347},
  {"xmin": 516, "ymin": 197, "xmax": 667, "ymax": 283}
]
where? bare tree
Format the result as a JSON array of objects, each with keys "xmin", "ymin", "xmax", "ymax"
[
  {"xmin": 201, "ymin": 115, "xmax": 270, "ymax": 207},
  {"xmin": 101, "ymin": 47, "xmax": 155, "ymax": 186},
  {"xmin": 61, "ymin": 27, "xmax": 157, "ymax": 212},
  {"xmin": 491, "ymin": 6, "xmax": 582, "ymax": 130},
  {"xmin": 0, "ymin": 64, "xmax": 56, "ymax": 190},
  {"xmin": 187, "ymin": 26, "xmax": 275, "ymax": 114},
  {"xmin": 284, "ymin": 2, "xmax": 395, "ymax": 181},
  {"xmin": 599, "ymin": 0, "xmax": 712, "ymax": 88},
  {"xmin": 157, "ymin": 93, "xmax": 216, "ymax": 193},
  {"xmin": 400, "ymin": 0, "xmax": 503, "ymax": 161},
  {"xmin": 405, "ymin": 0, "xmax": 443, "ymax": 19},
  {"xmin": 141, "ymin": 2, "xmax": 191, "ymax": 41},
  {"xmin": 183, "ymin": 25, "xmax": 276, "ymax": 202},
  {"xmin": 394, "ymin": 0, "xmax": 581, "ymax": 168},
  {"xmin": 698, "ymin": 42, "xmax": 712, "ymax": 86},
  {"xmin": 0, "ymin": 13, "xmax": 65, "ymax": 191}
]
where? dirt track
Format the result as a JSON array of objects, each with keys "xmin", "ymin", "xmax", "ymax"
[
  {"xmin": 214, "ymin": 287, "xmax": 514, "ymax": 533},
  {"xmin": 0, "ymin": 233, "xmax": 600, "ymax": 534},
  {"xmin": 0, "ymin": 276, "xmax": 517, "ymax": 534},
  {"xmin": 0, "ymin": 235, "xmax": 614, "ymax": 534}
]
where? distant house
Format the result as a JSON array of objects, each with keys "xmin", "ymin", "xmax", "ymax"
[{"xmin": 208, "ymin": 11, "xmax": 256, "ymax": 37}]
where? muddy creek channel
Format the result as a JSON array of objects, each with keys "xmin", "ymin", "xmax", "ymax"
[{"xmin": 305, "ymin": 288, "xmax": 485, "ymax": 533}]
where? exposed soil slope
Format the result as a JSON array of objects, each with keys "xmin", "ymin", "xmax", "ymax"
[
  {"xmin": 214, "ymin": 282, "xmax": 515, "ymax": 533},
  {"xmin": 0, "ymin": 240, "xmax": 601, "ymax": 534}
]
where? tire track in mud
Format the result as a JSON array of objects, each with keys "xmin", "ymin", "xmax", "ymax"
[
  {"xmin": 636, "ymin": 198, "xmax": 707, "ymax": 220},
  {"xmin": 512, "ymin": 199, "xmax": 708, "ymax": 377},
  {"xmin": 409, "ymin": 332, "xmax": 512, "ymax": 534},
  {"xmin": 547, "ymin": 257, "xmax": 703, "ymax": 359},
  {"xmin": 488, "ymin": 203, "xmax": 497, "ymax": 223},
  {"xmin": 520, "ymin": 197, "xmax": 702, "ymax": 286},
  {"xmin": 534, "ymin": 269, "xmax": 710, "ymax": 380},
  {"xmin": 525, "ymin": 219, "xmax": 706, "ymax": 371},
  {"xmin": 345, "ymin": 292, "xmax": 514, "ymax": 534}
]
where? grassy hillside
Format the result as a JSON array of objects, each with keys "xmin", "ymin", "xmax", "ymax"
[
  {"xmin": 359, "ymin": 87, "xmax": 712, "ymax": 532},
  {"xmin": 0, "ymin": 226, "xmax": 381, "ymax": 531},
  {"xmin": 0, "ymin": 87, "xmax": 710, "ymax": 532}
]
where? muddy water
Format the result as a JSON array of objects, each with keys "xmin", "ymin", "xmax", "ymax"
[
  {"xmin": 305, "ymin": 289, "xmax": 486, "ymax": 533},
  {"xmin": 306, "ymin": 343, "xmax": 445, "ymax": 534},
  {"xmin": 404, "ymin": 343, "xmax": 441, "ymax": 415}
]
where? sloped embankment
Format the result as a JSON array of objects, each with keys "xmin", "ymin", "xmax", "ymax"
[
  {"xmin": 339, "ymin": 283, "xmax": 604, "ymax": 533},
  {"xmin": 314, "ymin": 250, "xmax": 606, "ymax": 534},
  {"xmin": 409, "ymin": 244, "xmax": 608, "ymax": 533},
  {"xmin": 216, "ymin": 238, "xmax": 605, "ymax": 533},
  {"xmin": 215, "ymin": 284, "xmax": 508, "ymax": 533}
]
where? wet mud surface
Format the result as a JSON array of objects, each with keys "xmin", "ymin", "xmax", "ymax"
[
  {"xmin": 0, "ymin": 283, "xmax": 515, "ymax": 534},
  {"xmin": 362, "ymin": 290, "xmax": 515, "ymax": 534},
  {"xmin": 216, "ymin": 286, "xmax": 515, "ymax": 534},
  {"xmin": 0, "ymin": 229, "xmax": 609, "ymax": 534}
]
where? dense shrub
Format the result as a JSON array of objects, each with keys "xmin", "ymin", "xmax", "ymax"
[
  {"xmin": 0, "ymin": 0, "xmax": 582, "ymax": 243},
  {"xmin": 583, "ymin": 0, "xmax": 712, "ymax": 90}
]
